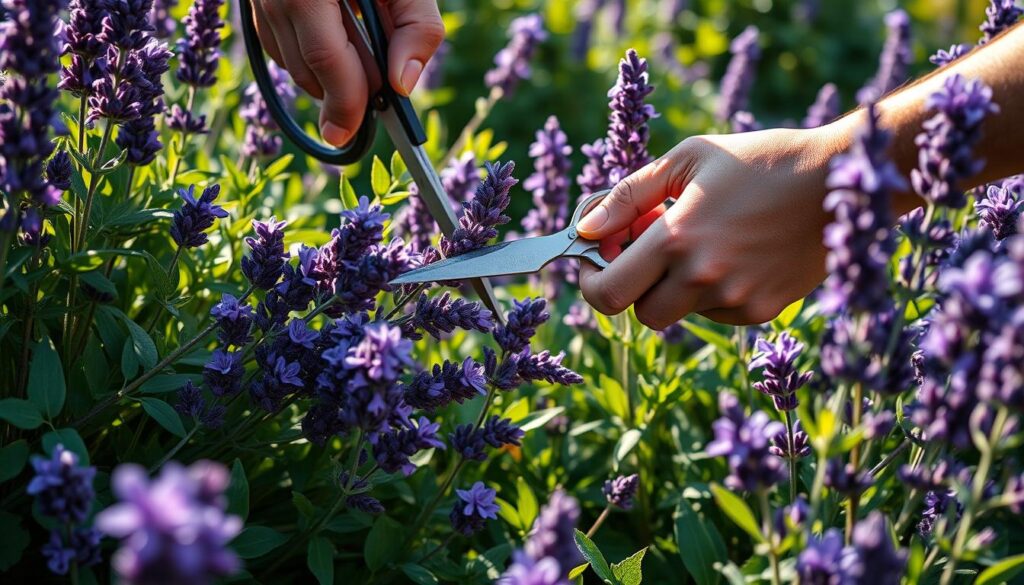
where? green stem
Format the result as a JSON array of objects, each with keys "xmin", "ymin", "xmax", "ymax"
[
  {"xmin": 785, "ymin": 409, "xmax": 798, "ymax": 504},
  {"xmin": 760, "ymin": 490, "xmax": 782, "ymax": 585},
  {"xmin": 869, "ymin": 438, "xmax": 910, "ymax": 478},
  {"xmin": 76, "ymin": 118, "xmax": 114, "ymax": 251},
  {"xmin": 150, "ymin": 424, "xmax": 200, "ymax": 472},
  {"xmin": 585, "ymin": 505, "xmax": 612, "ymax": 539},
  {"xmin": 846, "ymin": 383, "xmax": 864, "ymax": 543},
  {"xmin": 939, "ymin": 407, "xmax": 1009, "ymax": 585}
]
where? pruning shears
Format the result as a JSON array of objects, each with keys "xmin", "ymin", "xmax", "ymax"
[{"xmin": 238, "ymin": 0, "xmax": 506, "ymax": 315}]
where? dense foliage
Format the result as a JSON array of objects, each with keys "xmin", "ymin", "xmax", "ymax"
[{"xmin": 1, "ymin": 0, "xmax": 1022, "ymax": 584}]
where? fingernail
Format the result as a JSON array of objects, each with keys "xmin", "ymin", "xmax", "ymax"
[
  {"xmin": 321, "ymin": 122, "xmax": 350, "ymax": 147},
  {"xmin": 400, "ymin": 59, "xmax": 424, "ymax": 95},
  {"xmin": 577, "ymin": 206, "xmax": 609, "ymax": 233}
]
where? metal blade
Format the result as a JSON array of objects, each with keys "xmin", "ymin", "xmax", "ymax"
[
  {"xmin": 390, "ymin": 233, "xmax": 572, "ymax": 285},
  {"xmin": 378, "ymin": 107, "xmax": 504, "ymax": 320}
]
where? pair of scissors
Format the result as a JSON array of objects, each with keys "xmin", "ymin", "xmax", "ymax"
[
  {"xmin": 238, "ymin": 0, "xmax": 507, "ymax": 316},
  {"xmin": 389, "ymin": 190, "xmax": 611, "ymax": 286}
]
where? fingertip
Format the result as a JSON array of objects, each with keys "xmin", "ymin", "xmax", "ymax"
[
  {"xmin": 576, "ymin": 206, "xmax": 609, "ymax": 238},
  {"xmin": 320, "ymin": 121, "xmax": 351, "ymax": 147},
  {"xmin": 397, "ymin": 59, "xmax": 424, "ymax": 95}
]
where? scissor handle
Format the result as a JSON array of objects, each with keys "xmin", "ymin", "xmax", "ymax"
[
  {"xmin": 564, "ymin": 188, "xmax": 613, "ymax": 270},
  {"xmin": 238, "ymin": 0, "xmax": 426, "ymax": 165}
]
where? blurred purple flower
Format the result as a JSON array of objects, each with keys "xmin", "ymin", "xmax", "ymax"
[
  {"xmin": 442, "ymin": 152, "xmax": 481, "ymax": 205},
  {"xmin": 603, "ymin": 474, "xmax": 639, "ymax": 509},
  {"xmin": 485, "ymin": 14, "xmax": 547, "ymax": 95},
  {"xmin": 176, "ymin": 0, "xmax": 224, "ymax": 88},
  {"xmin": 96, "ymin": 461, "xmax": 242, "ymax": 585},
  {"xmin": 846, "ymin": 512, "xmax": 906, "ymax": 584},
  {"xmin": 165, "ymin": 104, "xmax": 207, "ymax": 134},
  {"xmin": 27, "ymin": 445, "xmax": 96, "ymax": 524},
  {"xmin": 930, "ymin": 43, "xmax": 971, "ymax": 67},
  {"xmin": 857, "ymin": 10, "xmax": 912, "ymax": 103},
  {"xmin": 420, "ymin": 40, "xmax": 448, "ymax": 90},
  {"xmin": 979, "ymin": 0, "xmax": 1022, "ymax": 45},
  {"xmin": 717, "ymin": 26, "xmax": 760, "ymax": 123},
  {"xmin": 731, "ymin": 111, "xmax": 762, "ymax": 133},
  {"xmin": 149, "ymin": 0, "xmax": 176, "ymax": 38},
  {"xmin": 803, "ymin": 83, "xmax": 840, "ymax": 128},
  {"xmin": 170, "ymin": 183, "xmax": 227, "ymax": 249},
  {"xmin": 797, "ymin": 530, "xmax": 851, "ymax": 585},
  {"xmin": 522, "ymin": 490, "xmax": 582, "ymax": 577},
  {"xmin": 523, "ymin": 116, "xmax": 573, "ymax": 235},
  {"xmin": 563, "ymin": 302, "xmax": 597, "ymax": 331},
  {"xmin": 707, "ymin": 410, "xmax": 786, "ymax": 492},
  {"xmin": 499, "ymin": 552, "xmax": 568, "ymax": 585},
  {"xmin": 577, "ymin": 138, "xmax": 611, "ymax": 195},
  {"xmin": 240, "ymin": 62, "xmax": 292, "ymax": 159},
  {"xmin": 825, "ymin": 459, "xmax": 873, "ymax": 496}
]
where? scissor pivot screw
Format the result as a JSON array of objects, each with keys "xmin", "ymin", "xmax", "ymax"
[{"xmin": 568, "ymin": 228, "xmax": 577, "ymax": 239}]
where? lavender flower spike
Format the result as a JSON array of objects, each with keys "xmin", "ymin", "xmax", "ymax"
[
  {"xmin": 485, "ymin": 14, "xmax": 547, "ymax": 95},
  {"xmin": 440, "ymin": 161, "xmax": 517, "ymax": 257},
  {"xmin": 523, "ymin": 116, "xmax": 573, "ymax": 235},
  {"xmin": 96, "ymin": 461, "xmax": 242, "ymax": 585},
  {"xmin": 979, "ymin": 0, "xmax": 1022, "ymax": 45},
  {"xmin": 450, "ymin": 481, "xmax": 500, "ymax": 536},
  {"xmin": 803, "ymin": 83, "xmax": 840, "ymax": 128},
  {"xmin": 523, "ymin": 490, "xmax": 583, "ymax": 574},
  {"xmin": 707, "ymin": 410, "xmax": 786, "ymax": 492},
  {"xmin": 604, "ymin": 49, "xmax": 658, "ymax": 184},
  {"xmin": 857, "ymin": 9, "xmax": 912, "ymax": 103},
  {"xmin": 577, "ymin": 138, "xmax": 611, "ymax": 195},
  {"xmin": 930, "ymin": 43, "xmax": 972, "ymax": 68},
  {"xmin": 911, "ymin": 74, "xmax": 999, "ymax": 208},
  {"xmin": 27, "ymin": 445, "xmax": 96, "ymax": 524},
  {"xmin": 170, "ymin": 183, "xmax": 228, "ymax": 249},
  {"xmin": 603, "ymin": 474, "xmax": 639, "ymax": 509},
  {"xmin": 717, "ymin": 26, "xmax": 760, "ymax": 123},
  {"xmin": 976, "ymin": 183, "xmax": 1023, "ymax": 240},
  {"xmin": 749, "ymin": 332, "xmax": 813, "ymax": 411},
  {"xmin": 242, "ymin": 217, "xmax": 289, "ymax": 289},
  {"xmin": 176, "ymin": 0, "xmax": 225, "ymax": 88}
]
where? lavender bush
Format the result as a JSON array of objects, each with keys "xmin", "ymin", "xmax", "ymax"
[{"xmin": 1, "ymin": 1, "xmax": 1022, "ymax": 584}]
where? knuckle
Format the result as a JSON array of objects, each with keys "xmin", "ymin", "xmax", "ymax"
[
  {"xmin": 583, "ymin": 281, "xmax": 627, "ymax": 316},
  {"xmin": 419, "ymin": 21, "xmax": 446, "ymax": 50},
  {"xmin": 609, "ymin": 180, "xmax": 637, "ymax": 212},
  {"xmin": 635, "ymin": 307, "xmax": 666, "ymax": 331},
  {"xmin": 300, "ymin": 45, "xmax": 339, "ymax": 72}
]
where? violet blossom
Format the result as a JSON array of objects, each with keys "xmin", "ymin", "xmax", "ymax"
[
  {"xmin": 749, "ymin": 332, "xmax": 812, "ymax": 411},
  {"xmin": 176, "ymin": 0, "xmax": 224, "ymax": 88},
  {"xmin": 449, "ymin": 481, "xmax": 500, "ymax": 536},
  {"xmin": 803, "ymin": 83, "xmax": 840, "ymax": 128},
  {"xmin": 857, "ymin": 10, "xmax": 912, "ymax": 103},
  {"xmin": 603, "ymin": 474, "xmax": 639, "ymax": 509},
  {"xmin": 979, "ymin": 0, "xmax": 1022, "ymax": 45},
  {"xmin": 717, "ymin": 26, "xmax": 760, "ymax": 123},
  {"xmin": 170, "ymin": 183, "xmax": 228, "ymax": 249},
  {"xmin": 485, "ymin": 14, "xmax": 547, "ymax": 95},
  {"xmin": 603, "ymin": 49, "xmax": 658, "ymax": 184},
  {"xmin": 440, "ymin": 161, "xmax": 517, "ymax": 257}
]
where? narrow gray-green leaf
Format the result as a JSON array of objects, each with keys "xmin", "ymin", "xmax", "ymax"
[{"xmin": 976, "ymin": 553, "xmax": 1024, "ymax": 585}]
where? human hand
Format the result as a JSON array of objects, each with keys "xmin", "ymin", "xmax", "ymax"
[
  {"xmin": 577, "ymin": 126, "xmax": 850, "ymax": 327},
  {"xmin": 250, "ymin": 0, "xmax": 444, "ymax": 146}
]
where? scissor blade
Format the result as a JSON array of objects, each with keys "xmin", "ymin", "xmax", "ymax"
[{"xmin": 390, "ymin": 233, "xmax": 571, "ymax": 285}]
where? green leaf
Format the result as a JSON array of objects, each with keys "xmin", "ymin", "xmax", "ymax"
[
  {"xmin": 307, "ymin": 536, "xmax": 334, "ymax": 585},
  {"xmin": 121, "ymin": 340, "xmax": 139, "ymax": 379},
  {"xmin": 370, "ymin": 155, "xmax": 391, "ymax": 196},
  {"xmin": 140, "ymin": 397, "xmax": 187, "ymax": 437},
  {"xmin": 516, "ymin": 476, "xmax": 538, "ymax": 529},
  {"xmin": 264, "ymin": 154, "xmax": 294, "ymax": 179},
  {"xmin": 495, "ymin": 496, "xmax": 521, "ymax": 530},
  {"xmin": 42, "ymin": 428, "xmax": 89, "ymax": 465},
  {"xmin": 400, "ymin": 564, "xmax": 438, "ymax": 585},
  {"xmin": 365, "ymin": 516, "xmax": 403, "ymax": 572},
  {"xmin": 339, "ymin": 174, "xmax": 359, "ymax": 210},
  {"xmin": 27, "ymin": 336, "xmax": 66, "ymax": 419},
  {"xmin": 226, "ymin": 459, "xmax": 249, "ymax": 521},
  {"xmin": 573, "ymin": 529, "xmax": 614, "ymax": 583},
  {"xmin": 0, "ymin": 511, "xmax": 30, "ymax": 571},
  {"xmin": 568, "ymin": 564, "xmax": 591, "ymax": 580},
  {"xmin": 79, "ymin": 270, "xmax": 117, "ymax": 298},
  {"xmin": 292, "ymin": 491, "xmax": 316, "ymax": 523},
  {"xmin": 772, "ymin": 298, "xmax": 804, "ymax": 329},
  {"xmin": 611, "ymin": 548, "xmax": 647, "ymax": 585},
  {"xmin": 0, "ymin": 398, "xmax": 43, "ymax": 430},
  {"xmin": 976, "ymin": 554, "xmax": 1024, "ymax": 585},
  {"xmin": 122, "ymin": 317, "xmax": 158, "ymax": 369},
  {"xmin": 674, "ymin": 500, "xmax": 725, "ymax": 585},
  {"xmin": 710, "ymin": 484, "xmax": 764, "ymax": 543},
  {"xmin": 232, "ymin": 526, "xmax": 288, "ymax": 559},
  {"xmin": 0, "ymin": 440, "xmax": 29, "ymax": 484},
  {"xmin": 614, "ymin": 429, "xmax": 642, "ymax": 466},
  {"xmin": 389, "ymin": 151, "xmax": 407, "ymax": 181},
  {"xmin": 680, "ymin": 320, "xmax": 734, "ymax": 355},
  {"xmin": 517, "ymin": 406, "xmax": 566, "ymax": 432}
]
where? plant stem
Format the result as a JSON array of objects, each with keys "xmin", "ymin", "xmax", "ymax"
[
  {"xmin": 846, "ymin": 383, "xmax": 864, "ymax": 543},
  {"xmin": 586, "ymin": 505, "xmax": 612, "ymax": 539},
  {"xmin": 76, "ymin": 118, "xmax": 114, "ymax": 251},
  {"xmin": 760, "ymin": 490, "xmax": 782, "ymax": 585},
  {"xmin": 869, "ymin": 438, "xmax": 910, "ymax": 478},
  {"xmin": 169, "ymin": 88, "xmax": 196, "ymax": 185},
  {"xmin": 939, "ymin": 407, "xmax": 1009, "ymax": 585},
  {"xmin": 419, "ymin": 533, "xmax": 455, "ymax": 563},
  {"xmin": 621, "ymin": 313, "xmax": 633, "ymax": 424},
  {"xmin": 785, "ymin": 409, "xmax": 798, "ymax": 504},
  {"xmin": 150, "ymin": 425, "xmax": 201, "ymax": 471},
  {"xmin": 438, "ymin": 87, "xmax": 503, "ymax": 171}
]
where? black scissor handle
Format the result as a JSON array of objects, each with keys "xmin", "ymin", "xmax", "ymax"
[{"xmin": 239, "ymin": 0, "xmax": 425, "ymax": 165}]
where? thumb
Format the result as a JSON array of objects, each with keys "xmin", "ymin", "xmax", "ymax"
[
  {"xmin": 577, "ymin": 150, "xmax": 690, "ymax": 240},
  {"xmin": 385, "ymin": 0, "xmax": 446, "ymax": 96}
]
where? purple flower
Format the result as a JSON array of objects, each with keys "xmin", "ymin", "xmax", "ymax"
[
  {"xmin": 976, "ymin": 183, "xmax": 1022, "ymax": 240},
  {"xmin": 603, "ymin": 49, "xmax": 658, "ymax": 184},
  {"xmin": 797, "ymin": 530, "xmax": 850, "ymax": 585},
  {"xmin": 749, "ymin": 332, "xmax": 812, "ymax": 411},
  {"xmin": 481, "ymin": 415, "xmax": 525, "ymax": 448},
  {"xmin": 562, "ymin": 302, "xmax": 597, "ymax": 330},
  {"xmin": 440, "ymin": 161, "xmax": 517, "ymax": 257},
  {"xmin": 149, "ymin": 0, "xmax": 176, "ymax": 38},
  {"xmin": 176, "ymin": 0, "xmax": 224, "ymax": 87},
  {"xmin": 372, "ymin": 416, "xmax": 445, "ymax": 476},
  {"xmin": 730, "ymin": 111, "xmax": 762, "ymax": 133},
  {"xmin": 442, "ymin": 152, "xmax": 481, "ymax": 205},
  {"xmin": 98, "ymin": 0, "xmax": 155, "ymax": 50},
  {"xmin": 570, "ymin": 0, "xmax": 601, "ymax": 62},
  {"xmin": 405, "ymin": 292, "xmax": 494, "ymax": 340},
  {"xmin": 165, "ymin": 104, "xmax": 207, "ymax": 134},
  {"xmin": 803, "ymin": 83, "xmax": 840, "ymax": 128},
  {"xmin": 42, "ymin": 527, "xmax": 102, "ymax": 575},
  {"xmin": 918, "ymin": 488, "xmax": 961, "ymax": 537},
  {"xmin": 393, "ymin": 184, "xmax": 437, "ymax": 253},
  {"xmin": 338, "ymin": 472, "xmax": 384, "ymax": 514},
  {"xmin": 210, "ymin": 293, "xmax": 254, "ymax": 347},
  {"xmin": 27, "ymin": 445, "xmax": 96, "ymax": 524},
  {"xmin": 0, "ymin": 0, "xmax": 66, "ymax": 229},
  {"xmin": 115, "ymin": 39, "xmax": 173, "ymax": 166},
  {"xmin": 96, "ymin": 461, "xmax": 242, "ymax": 585},
  {"xmin": 499, "ymin": 553, "xmax": 568, "ymax": 585},
  {"xmin": 242, "ymin": 217, "xmax": 289, "ymax": 289},
  {"xmin": 847, "ymin": 512, "xmax": 906, "ymax": 585},
  {"xmin": 522, "ymin": 490, "xmax": 582, "ymax": 576},
  {"xmin": 717, "ymin": 26, "xmax": 760, "ymax": 123},
  {"xmin": 707, "ymin": 410, "xmax": 786, "ymax": 492},
  {"xmin": 825, "ymin": 459, "xmax": 873, "ymax": 496},
  {"xmin": 203, "ymin": 349, "xmax": 243, "ymax": 397},
  {"xmin": 821, "ymin": 103, "xmax": 905, "ymax": 314},
  {"xmin": 769, "ymin": 420, "xmax": 811, "ymax": 459},
  {"xmin": 170, "ymin": 184, "xmax": 227, "ymax": 249},
  {"xmin": 240, "ymin": 62, "xmax": 292, "ymax": 159},
  {"xmin": 495, "ymin": 298, "xmax": 550, "ymax": 354},
  {"xmin": 857, "ymin": 10, "xmax": 912, "ymax": 103},
  {"xmin": 62, "ymin": 0, "xmax": 108, "ymax": 62},
  {"xmin": 930, "ymin": 43, "xmax": 971, "ymax": 67},
  {"xmin": 911, "ymin": 74, "xmax": 998, "ymax": 208},
  {"xmin": 450, "ymin": 416, "xmax": 524, "ymax": 460},
  {"xmin": 523, "ymin": 116, "xmax": 573, "ymax": 235},
  {"xmin": 404, "ymin": 357, "xmax": 487, "ymax": 411},
  {"xmin": 577, "ymin": 138, "xmax": 611, "ymax": 195},
  {"xmin": 174, "ymin": 379, "xmax": 205, "ymax": 419},
  {"xmin": 450, "ymin": 481, "xmax": 499, "ymax": 536},
  {"xmin": 485, "ymin": 14, "xmax": 547, "ymax": 95},
  {"xmin": 603, "ymin": 474, "xmax": 639, "ymax": 509},
  {"xmin": 517, "ymin": 350, "xmax": 583, "ymax": 385},
  {"xmin": 979, "ymin": 0, "xmax": 1022, "ymax": 45},
  {"xmin": 420, "ymin": 40, "xmax": 449, "ymax": 90},
  {"xmin": 449, "ymin": 423, "xmax": 488, "ymax": 461}
]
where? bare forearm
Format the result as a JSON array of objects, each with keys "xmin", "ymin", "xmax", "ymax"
[{"xmin": 829, "ymin": 22, "xmax": 1024, "ymax": 214}]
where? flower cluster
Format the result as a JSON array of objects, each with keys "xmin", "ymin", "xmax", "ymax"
[
  {"xmin": 501, "ymin": 490, "xmax": 582, "ymax": 584},
  {"xmin": 449, "ymin": 481, "xmax": 500, "ymax": 536},
  {"xmin": 176, "ymin": 0, "xmax": 224, "ymax": 88},
  {"xmin": 602, "ymin": 49, "xmax": 658, "ymax": 184},
  {"xmin": 749, "ymin": 332, "xmax": 812, "ymax": 411},
  {"xmin": 717, "ymin": 26, "xmax": 760, "ymax": 123},
  {"xmin": 706, "ymin": 394, "xmax": 786, "ymax": 492},
  {"xmin": 976, "ymin": 183, "xmax": 1023, "ymax": 240},
  {"xmin": 857, "ymin": 9, "xmax": 912, "ymax": 103},
  {"xmin": 803, "ymin": 83, "xmax": 840, "ymax": 128},
  {"xmin": 522, "ymin": 116, "xmax": 573, "ymax": 235},
  {"xmin": 27, "ymin": 445, "xmax": 103, "ymax": 575},
  {"xmin": 911, "ymin": 74, "xmax": 998, "ymax": 208},
  {"xmin": 979, "ymin": 0, "xmax": 1022, "ymax": 45},
  {"xmin": 96, "ymin": 461, "xmax": 242, "ymax": 585},
  {"xmin": 170, "ymin": 183, "xmax": 228, "ymax": 249},
  {"xmin": 440, "ymin": 161, "xmax": 517, "ymax": 257},
  {"xmin": 604, "ymin": 474, "xmax": 640, "ymax": 510},
  {"xmin": 797, "ymin": 512, "xmax": 906, "ymax": 585},
  {"xmin": 240, "ymin": 62, "xmax": 294, "ymax": 160},
  {"xmin": 485, "ymin": 14, "xmax": 548, "ymax": 95}
]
